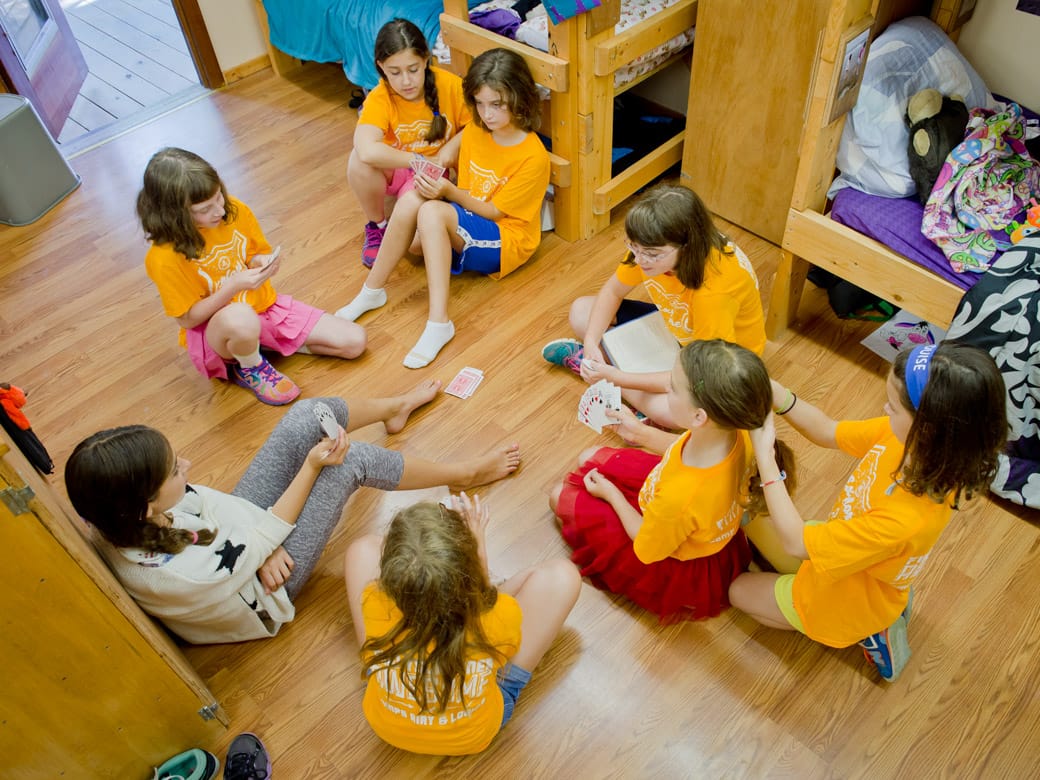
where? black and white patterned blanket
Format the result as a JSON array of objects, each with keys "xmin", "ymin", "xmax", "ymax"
[{"xmin": 945, "ymin": 236, "xmax": 1040, "ymax": 509}]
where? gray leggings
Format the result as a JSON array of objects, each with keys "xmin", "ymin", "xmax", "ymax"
[{"xmin": 232, "ymin": 398, "xmax": 403, "ymax": 601}]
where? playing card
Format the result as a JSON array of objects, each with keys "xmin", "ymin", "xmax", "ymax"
[
  {"xmin": 577, "ymin": 380, "xmax": 622, "ymax": 433},
  {"xmin": 445, "ymin": 367, "xmax": 484, "ymax": 399},
  {"xmin": 412, "ymin": 158, "xmax": 446, "ymax": 180},
  {"xmin": 313, "ymin": 401, "xmax": 341, "ymax": 439}
]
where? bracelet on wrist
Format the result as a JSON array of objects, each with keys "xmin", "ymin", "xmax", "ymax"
[
  {"xmin": 775, "ymin": 390, "xmax": 797, "ymax": 416},
  {"xmin": 761, "ymin": 470, "xmax": 787, "ymax": 488}
]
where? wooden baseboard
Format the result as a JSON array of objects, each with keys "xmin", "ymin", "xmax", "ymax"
[{"xmin": 223, "ymin": 55, "xmax": 270, "ymax": 84}]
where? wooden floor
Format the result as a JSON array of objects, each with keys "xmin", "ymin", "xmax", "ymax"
[
  {"xmin": 57, "ymin": 0, "xmax": 203, "ymax": 150},
  {"xmin": 3, "ymin": 63, "xmax": 1039, "ymax": 778}
]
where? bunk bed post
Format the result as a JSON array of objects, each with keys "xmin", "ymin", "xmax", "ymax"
[
  {"xmin": 764, "ymin": 0, "xmax": 876, "ymax": 339},
  {"xmin": 545, "ymin": 16, "xmax": 581, "ymax": 242},
  {"xmin": 443, "ymin": 0, "xmax": 474, "ymax": 76}
]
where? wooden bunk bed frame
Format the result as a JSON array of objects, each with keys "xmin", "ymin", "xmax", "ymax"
[
  {"xmin": 440, "ymin": 0, "xmax": 697, "ymax": 242},
  {"xmin": 766, "ymin": 0, "xmax": 975, "ymax": 339}
]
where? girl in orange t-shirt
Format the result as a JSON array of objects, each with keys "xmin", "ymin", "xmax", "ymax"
[
  {"xmin": 337, "ymin": 48, "xmax": 551, "ymax": 369},
  {"xmin": 541, "ymin": 184, "xmax": 766, "ymax": 429},
  {"xmin": 344, "ymin": 494, "xmax": 579, "ymax": 755},
  {"xmin": 730, "ymin": 343, "xmax": 1006, "ymax": 682},
  {"xmin": 348, "ymin": 19, "xmax": 471, "ymax": 268},
  {"xmin": 138, "ymin": 148, "xmax": 365, "ymax": 406},
  {"xmin": 549, "ymin": 339, "xmax": 793, "ymax": 623}
]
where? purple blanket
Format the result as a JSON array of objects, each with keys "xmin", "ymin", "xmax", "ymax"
[{"xmin": 829, "ymin": 188, "xmax": 978, "ymax": 290}]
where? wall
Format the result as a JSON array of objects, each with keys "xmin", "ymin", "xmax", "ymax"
[
  {"xmin": 957, "ymin": 0, "xmax": 1040, "ymax": 111},
  {"xmin": 198, "ymin": 0, "xmax": 267, "ymax": 73}
]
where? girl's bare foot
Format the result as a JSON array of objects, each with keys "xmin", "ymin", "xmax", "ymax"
[
  {"xmin": 452, "ymin": 443, "xmax": 522, "ymax": 489},
  {"xmin": 385, "ymin": 379, "xmax": 442, "ymax": 434}
]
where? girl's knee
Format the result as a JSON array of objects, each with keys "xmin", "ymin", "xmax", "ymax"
[
  {"xmin": 416, "ymin": 199, "xmax": 452, "ymax": 230},
  {"xmin": 548, "ymin": 482, "xmax": 564, "ymax": 513},
  {"xmin": 568, "ymin": 296, "xmax": 595, "ymax": 337},
  {"xmin": 543, "ymin": 558, "xmax": 581, "ymax": 602},
  {"xmin": 576, "ymin": 446, "xmax": 599, "ymax": 468}
]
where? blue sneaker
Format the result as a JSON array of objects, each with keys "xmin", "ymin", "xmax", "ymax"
[
  {"xmin": 859, "ymin": 614, "xmax": 911, "ymax": 682},
  {"xmin": 154, "ymin": 748, "xmax": 218, "ymax": 780},
  {"xmin": 224, "ymin": 732, "xmax": 270, "ymax": 779},
  {"xmin": 542, "ymin": 338, "xmax": 583, "ymax": 374}
]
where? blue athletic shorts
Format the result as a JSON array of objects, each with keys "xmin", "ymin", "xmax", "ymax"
[{"xmin": 450, "ymin": 203, "xmax": 502, "ymax": 275}]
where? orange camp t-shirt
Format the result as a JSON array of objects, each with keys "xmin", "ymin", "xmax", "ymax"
[
  {"xmin": 793, "ymin": 417, "xmax": 954, "ymax": 647},
  {"xmin": 456, "ymin": 123, "xmax": 551, "ymax": 278},
  {"xmin": 634, "ymin": 430, "xmax": 755, "ymax": 563},
  {"xmin": 358, "ymin": 66, "xmax": 471, "ymax": 157},
  {"xmin": 143, "ymin": 198, "xmax": 275, "ymax": 346},
  {"xmin": 613, "ymin": 244, "xmax": 766, "ymax": 355},
  {"xmin": 360, "ymin": 582, "xmax": 522, "ymax": 755}
]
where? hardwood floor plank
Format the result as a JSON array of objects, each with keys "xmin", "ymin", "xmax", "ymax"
[{"xmin": 5, "ymin": 63, "xmax": 1038, "ymax": 777}]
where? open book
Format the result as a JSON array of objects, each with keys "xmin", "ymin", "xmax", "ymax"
[{"xmin": 600, "ymin": 310, "xmax": 680, "ymax": 374}]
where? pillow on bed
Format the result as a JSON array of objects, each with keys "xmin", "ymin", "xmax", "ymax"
[{"xmin": 829, "ymin": 16, "xmax": 994, "ymax": 199}]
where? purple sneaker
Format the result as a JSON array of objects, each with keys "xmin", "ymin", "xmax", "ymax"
[
  {"xmin": 230, "ymin": 358, "xmax": 300, "ymax": 406},
  {"xmin": 361, "ymin": 221, "xmax": 385, "ymax": 268}
]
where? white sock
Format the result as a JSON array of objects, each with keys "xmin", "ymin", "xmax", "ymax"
[
  {"xmin": 335, "ymin": 284, "xmax": 387, "ymax": 322},
  {"xmin": 376, "ymin": 218, "xmax": 388, "ymax": 229},
  {"xmin": 231, "ymin": 348, "xmax": 262, "ymax": 369},
  {"xmin": 403, "ymin": 320, "xmax": 454, "ymax": 369}
]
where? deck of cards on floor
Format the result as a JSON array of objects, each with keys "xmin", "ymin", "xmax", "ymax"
[
  {"xmin": 446, "ymin": 366, "xmax": 484, "ymax": 399},
  {"xmin": 578, "ymin": 380, "xmax": 622, "ymax": 433}
]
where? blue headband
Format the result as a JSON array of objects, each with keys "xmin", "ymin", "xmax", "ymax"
[{"xmin": 904, "ymin": 344, "xmax": 937, "ymax": 410}]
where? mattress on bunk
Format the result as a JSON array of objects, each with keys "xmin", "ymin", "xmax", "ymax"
[
  {"xmin": 829, "ymin": 187, "xmax": 978, "ymax": 291},
  {"xmin": 434, "ymin": 0, "xmax": 695, "ymax": 89}
]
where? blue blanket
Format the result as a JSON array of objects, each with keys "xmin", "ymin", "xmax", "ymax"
[{"xmin": 261, "ymin": 0, "xmax": 484, "ymax": 90}]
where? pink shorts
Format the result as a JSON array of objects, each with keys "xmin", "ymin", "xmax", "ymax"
[
  {"xmin": 386, "ymin": 167, "xmax": 416, "ymax": 198},
  {"xmin": 184, "ymin": 294, "xmax": 324, "ymax": 380}
]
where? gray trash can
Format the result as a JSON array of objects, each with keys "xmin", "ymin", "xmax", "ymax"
[{"xmin": 0, "ymin": 95, "xmax": 81, "ymax": 226}]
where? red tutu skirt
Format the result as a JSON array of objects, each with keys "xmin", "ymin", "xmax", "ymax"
[{"xmin": 557, "ymin": 447, "xmax": 751, "ymax": 624}]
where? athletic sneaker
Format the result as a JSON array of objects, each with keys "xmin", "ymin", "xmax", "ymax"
[
  {"xmin": 230, "ymin": 358, "xmax": 300, "ymax": 406},
  {"xmin": 361, "ymin": 221, "xmax": 385, "ymax": 268},
  {"xmin": 859, "ymin": 614, "xmax": 911, "ymax": 682},
  {"xmin": 542, "ymin": 338, "xmax": 584, "ymax": 374},
  {"xmin": 224, "ymin": 733, "xmax": 271, "ymax": 780},
  {"xmin": 153, "ymin": 748, "xmax": 218, "ymax": 780}
]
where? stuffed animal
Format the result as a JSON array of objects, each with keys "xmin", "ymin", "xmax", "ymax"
[
  {"xmin": 906, "ymin": 88, "xmax": 969, "ymax": 205},
  {"xmin": 1007, "ymin": 198, "xmax": 1040, "ymax": 243}
]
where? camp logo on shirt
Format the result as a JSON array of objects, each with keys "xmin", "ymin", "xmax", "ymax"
[
  {"xmin": 375, "ymin": 656, "xmax": 495, "ymax": 726},
  {"xmin": 833, "ymin": 443, "xmax": 884, "ymax": 520},
  {"xmin": 642, "ymin": 277, "xmax": 692, "ymax": 339},
  {"xmin": 392, "ymin": 119, "xmax": 435, "ymax": 152},
  {"xmin": 467, "ymin": 162, "xmax": 507, "ymax": 201},
  {"xmin": 193, "ymin": 231, "xmax": 250, "ymax": 303}
]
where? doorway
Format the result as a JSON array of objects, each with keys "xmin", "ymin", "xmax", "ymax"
[{"xmin": 56, "ymin": 0, "xmax": 208, "ymax": 154}]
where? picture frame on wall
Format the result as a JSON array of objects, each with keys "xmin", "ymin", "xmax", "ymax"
[{"xmin": 825, "ymin": 15, "xmax": 874, "ymax": 125}]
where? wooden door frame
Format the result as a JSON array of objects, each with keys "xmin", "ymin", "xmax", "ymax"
[{"xmin": 172, "ymin": 0, "xmax": 224, "ymax": 89}]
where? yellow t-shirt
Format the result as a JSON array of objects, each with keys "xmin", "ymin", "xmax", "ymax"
[
  {"xmin": 634, "ymin": 430, "xmax": 755, "ymax": 563},
  {"xmin": 358, "ymin": 66, "xmax": 471, "ymax": 157},
  {"xmin": 793, "ymin": 417, "xmax": 953, "ymax": 647},
  {"xmin": 613, "ymin": 244, "xmax": 766, "ymax": 355},
  {"xmin": 143, "ymin": 198, "xmax": 275, "ymax": 346},
  {"xmin": 456, "ymin": 123, "xmax": 551, "ymax": 278},
  {"xmin": 360, "ymin": 582, "xmax": 522, "ymax": 755}
]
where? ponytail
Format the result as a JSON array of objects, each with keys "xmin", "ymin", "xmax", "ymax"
[{"xmin": 745, "ymin": 439, "xmax": 797, "ymax": 517}]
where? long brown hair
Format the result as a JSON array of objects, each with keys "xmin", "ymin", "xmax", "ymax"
[
  {"xmin": 361, "ymin": 502, "xmax": 504, "ymax": 714},
  {"xmin": 623, "ymin": 184, "xmax": 729, "ymax": 289},
  {"xmin": 679, "ymin": 340, "xmax": 796, "ymax": 515},
  {"xmin": 136, "ymin": 147, "xmax": 237, "ymax": 259},
  {"xmin": 65, "ymin": 425, "xmax": 215, "ymax": 553},
  {"xmin": 463, "ymin": 48, "xmax": 541, "ymax": 133},
  {"xmin": 374, "ymin": 19, "xmax": 447, "ymax": 142},
  {"xmin": 891, "ymin": 342, "xmax": 1006, "ymax": 506}
]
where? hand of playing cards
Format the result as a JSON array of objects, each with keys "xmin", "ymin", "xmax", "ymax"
[
  {"xmin": 411, "ymin": 156, "xmax": 446, "ymax": 181},
  {"xmin": 578, "ymin": 380, "xmax": 623, "ymax": 434},
  {"xmin": 446, "ymin": 366, "xmax": 484, "ymax": 399}
]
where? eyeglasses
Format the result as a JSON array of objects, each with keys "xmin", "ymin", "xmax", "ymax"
[{"xmin": 624, "ymin": 242, "xmax": 677, "ymax": 262}]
